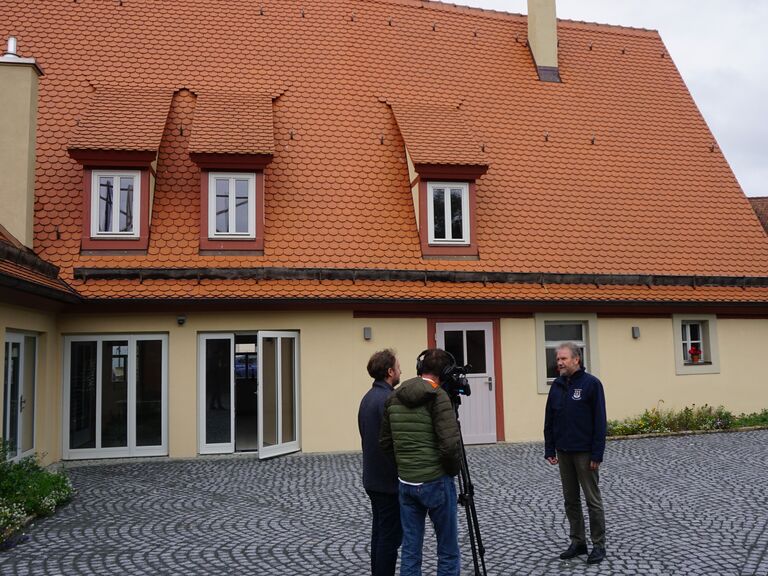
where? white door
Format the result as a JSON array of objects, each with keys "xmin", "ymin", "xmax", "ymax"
[
  {"xmin": 64, "ymin": 335, "xmax": 168, "ymax": 459},
  {"xmin": 258, "ymin": 331, "xmax": 300, "ymax": 459},
  {"xmin": 198, "ymin": 334, "xmax": 235, "ymax": 454},
  {"xmin": 3, "ymin": 333, "xmax": 36, "ymax": 460},
  {"xmin": 436, "ymin": 322, "xmax": 496, "ymax": 445}
]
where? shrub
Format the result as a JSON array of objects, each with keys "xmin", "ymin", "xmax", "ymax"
[
  {"xmin": 608, "ymin": 403, "xmax": 735, "ymax": 436},
  {"xmin": 0, "ymin": 440, "xmax": 74, "ymax": 543},
  {"xmin": 734, "ymin": 408, "xmax": 768, "ymax": 427}
]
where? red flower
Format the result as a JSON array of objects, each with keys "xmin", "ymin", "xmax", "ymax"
[{"xmin": 688, "ymin": 345, "xmax": 701, "ymax": 357}]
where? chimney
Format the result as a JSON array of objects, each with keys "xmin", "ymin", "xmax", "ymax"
[
  {"xmin": 0, "ymin": 37, "xmax": 44, "ymax": 249},
  {"xmin": 527, "ymin": 0, "xmax": 560, "ymax": 82}
]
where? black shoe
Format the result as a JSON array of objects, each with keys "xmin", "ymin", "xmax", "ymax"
[
  {"xmin": 559, "ymin": 543, "xmax": 588, "ymax": 560},
  {"xmin": 587, "ymin": 546, "xmax": 606, "ymax": 564}
]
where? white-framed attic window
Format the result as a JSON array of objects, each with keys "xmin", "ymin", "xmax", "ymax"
[
  {"xmin": 427, "ymin": 182, "xmax": 470, "ymax": 245},
  {"xmin": 208, "ymin": 172, "xmax": 256, "ymax": 239},
  {"xmin": 91, "ymin": 170, "xmax": 140, "ymax": 238}
]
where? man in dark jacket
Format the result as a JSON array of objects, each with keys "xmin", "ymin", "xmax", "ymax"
[
  {"xmin": 380, "ymin": 348, "xmax": 463, "ymax": 576},
  {"xmin": 359, "ymin": 349, "xmax": 403, "ymax": 576},
  {"xmin": 544, "ymin": 342, "xmax": 607, "ymax": 565}
]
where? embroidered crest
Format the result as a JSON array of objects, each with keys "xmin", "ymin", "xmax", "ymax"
[{"xmin": 572, "ymin": 389, "xmax": 582, "ymax": 400}]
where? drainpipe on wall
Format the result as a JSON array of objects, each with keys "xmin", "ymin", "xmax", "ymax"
[
  {"xmin": 0, "ymin": 37, "xmax": 44, "ymax": 249},
  {"xmin": 527, "ymin": 0, "xmax": 561, "ymax": 83}
]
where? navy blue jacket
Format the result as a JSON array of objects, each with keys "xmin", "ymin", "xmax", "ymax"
[
  {"xmin": 544, "ymin": 369, "xmax": 607, "ymax": 462},
  {"xmin": 358, "ymin": 380, "xmax": 399, "ymax": 494}
]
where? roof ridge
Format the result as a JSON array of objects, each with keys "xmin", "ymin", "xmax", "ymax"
[{"xmin": 365, "ymin": 0, "xmax": 658, "ymax": 36}]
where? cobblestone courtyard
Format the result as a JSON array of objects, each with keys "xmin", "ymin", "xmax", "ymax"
[{"xmin": 2, "ymin": 430, "xmax": 766, "ymax": 575}]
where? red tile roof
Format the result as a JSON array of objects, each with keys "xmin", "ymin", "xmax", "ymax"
[
  {"xmin": 749, "ymin": 197, "xmax": 768, "ymax": 235},
  {"xmin": 391, "ymin": 102, "xmax": 487, "ymax": 166},
  {"xmin": 68, "ymin": 87, "xmax": 173, "ymax": 152},
  {"xmin": 189, "ymin": 91, "xmax": 274, "ymax": 155},
  {"xmin": 3, "ymin": 0, "xmax": 768, "ymax": 302}
]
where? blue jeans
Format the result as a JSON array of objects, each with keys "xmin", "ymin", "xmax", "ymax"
[
  {"xmin": 399, "ymin": 475, "xmax": 460, "ymax": 576},
  {"xmin": 366, "ymin": 490, "xmax": 402, "ymax": 576}
]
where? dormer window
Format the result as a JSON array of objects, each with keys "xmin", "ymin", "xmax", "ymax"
[
  {"xmin": 208, "ymin": 173, "xmax": 256, "ymax": 239},
  {"xmin": 428, "ymin": 182, "xmax": 469, "ymax": 245},
  {"xmin": 91, "ymin": 170, "xmax": 140, "ymax": 238}
]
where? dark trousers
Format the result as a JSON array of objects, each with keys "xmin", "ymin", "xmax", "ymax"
[
  {"xmin": 557, "ymin": 451, "xmax": 606, "ymax": 547},
  {"xmin": 367, "ymin": 490, "xmax": 402, "ymax": 576}
]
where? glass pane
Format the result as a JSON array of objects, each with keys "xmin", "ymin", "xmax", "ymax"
[
  {"xmin": 205, "ymin": 339, "xmax": 231, "ymax": 444},
  {"xmin": 215, "ymin": 179, "xmax": 230, "ymax": 233},
  {"xmin": 688, "ymin": 323, "xmax": 701, "ymax": 341},
  {"xmin": 235, "ymin": 334, "xmax": 259, "ymax": 452},
  {"xmin": 432, "ymin": 188, "xmax": 446, "ymax": 239},
  {"xmin": 545, "ymin": 323, "xmax": 584, "ymax": 342},
  {"xmin": 22, "ymin": 336, "xmax": 36, "ymax": 453},
  {"xmin": 70, "ymin": 341, "xmax": 97, "ymax": 449},
  {"xmin": 98, "ymin": 176, "xmax": 114, "ymax": 232},
  {"xmin": 450, "ymin": 188, "xmax": 464, "ymax": 240},
  {"xmin": 235, "ymin": 179, "xmax": 250, "ymax": 233},
  {"xmin": 119, "ymin": 177, "xmax": 134, "ymax": 232},
  {"xmin": 3, "ymin": 342, "xmax": 20, "ymax": 458},
  {"xmin": 136, "ymin": 340, "xmax": 163, "ymax": 447},
  {"xmin": 466, "ymin": 330, "xmax": 486, "ymax": 373},
  {"xmin": 443, "ymin": 331, "xmax": 465, "ymax": 366},
  {"xmin": 545, "ymin": 347, "xmax": 559, "ymax": 380},
  {"xmin": 102, "ymin": 341, "xmax": 128, "ymax": 448},
  {"xmin": 262, "ymin": 337, "xmax": 278, "ymax": 447},
  {"xmin": 281, "ymin": 339, "xmax": 296, "ymax": 443}
]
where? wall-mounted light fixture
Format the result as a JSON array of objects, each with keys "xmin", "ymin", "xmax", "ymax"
[
  {"xmin": 177, "ymin": 314, "xmax": 187, "ymax": 326},
  {"xmin": 363, "ymin": 327, "xmax": 372, "ymax": 341},
  {"xmin": 631, "ymin": 326, "xmax": 640, "ymax": 339}
]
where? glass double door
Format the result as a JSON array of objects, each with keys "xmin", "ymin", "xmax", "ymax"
[
  {"xmin": 3, "ymin": 333, "xmax": 36, "ymax": 460},
  {"xmin": 199, "ymin": 332, "xmax": 299, "ymax": 459},
  {"xmin": 63, "ymin": 335, "xmax": 168, "ymax": 459}
]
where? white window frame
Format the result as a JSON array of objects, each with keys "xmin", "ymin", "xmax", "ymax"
[
  {"xmin": 62, "ymin": 334, "xmax": 168, "ymax": 460},
  {"xmin": 535, "ymin": 313, "xmax": 600, "ymax": 394},
  {"xmin": 427, "ymin": 181, "xmax": 470, "ymax": 245},
  {"xmin": 208, "ymin": 172, "xmax": 256, "ymax": 239},
  {"xmin": 673, "ymin": 314, "xmax": 720, "ymax": 375},
  {"xmin": 91, "ymin": 170, "xmax": 141, "ymax": 238}
]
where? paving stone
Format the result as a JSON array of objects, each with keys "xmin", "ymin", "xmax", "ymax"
[{"xmin": 1, "ymin": 430, "xmax": 766, "ymax": 575}]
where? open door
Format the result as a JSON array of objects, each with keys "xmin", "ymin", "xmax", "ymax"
[
  {"xmin": 4, "ymin": 333, "xmax": 36, "ymax": 461},
  {"xmin": 198, "ymin": 334, "xmax": 235, "ymax": 454},
  {"xmin": 258, "ymin": 331, "xmax": 300, "ymax": 459}
]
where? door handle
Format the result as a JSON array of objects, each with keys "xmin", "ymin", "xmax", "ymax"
[
  {"xmin": 20, "ymin": 395, "xmax": 26, "ymax": 411},
  {"xmin": 486, "ymin": 377, "xmax": 493, "ymax": 391}
]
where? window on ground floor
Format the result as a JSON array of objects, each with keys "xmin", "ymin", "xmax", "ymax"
[
  {"xmin": 673, "ymin": 315, "xmax": 720, "ymax": 375},
  {"xmin": 535, "ymin": 314, "xmax": 599, "ymax": 394}
]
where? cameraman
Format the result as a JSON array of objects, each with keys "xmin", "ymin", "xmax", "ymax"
[{"xmin": 380, "ymin": 348, "xmax": 462, "ymax": 576}]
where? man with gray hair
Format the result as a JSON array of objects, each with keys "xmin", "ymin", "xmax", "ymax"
[{"xmin": 544, "ymin": 342, "xmax": 607, "ymax": 564}]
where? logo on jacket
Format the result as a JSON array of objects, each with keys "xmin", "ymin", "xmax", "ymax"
[{"xmin": 572, "ymin": 389, "xmax": 582, "ymax": 400}]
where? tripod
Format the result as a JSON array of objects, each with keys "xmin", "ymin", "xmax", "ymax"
[{"xmin": 452, "ymin": 398, "xmax": 488, "ymax": 576}]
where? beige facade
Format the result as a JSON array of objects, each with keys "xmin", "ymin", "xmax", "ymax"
[{"xmin": 4, "ymin": 309, "xmax": 766, "ymax": 464}]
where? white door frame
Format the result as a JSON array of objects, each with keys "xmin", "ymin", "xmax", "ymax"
[
  {"xmin": 258, "ymin": 331, "xmax": 300, "ymax": 459},
  {"xmin": 436, "ymin": 321, "xmax": 497, "ymax": 445},
  {"xmin": 4, "ymin": 332, "xmax": 37, "ymax": 461},
  {"xmin": 63, "ymin": 334, "xmax": 168, "ymax": 460},
  {"xmin": 198, "ymin": 333, "xmax": 235, "ymax": 455}
]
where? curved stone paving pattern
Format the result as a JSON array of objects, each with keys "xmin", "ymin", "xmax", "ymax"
[{"xmin": 1, "ymin": 431, "xmax": 767, "ymax": 575}]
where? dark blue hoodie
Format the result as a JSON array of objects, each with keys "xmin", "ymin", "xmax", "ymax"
[{"xmin": 544, "ymin": 369, "xmax": 607, "ymax": 462}]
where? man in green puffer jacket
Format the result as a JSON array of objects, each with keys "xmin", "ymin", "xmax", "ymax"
[{"xmin": 380, "ymin": 348, "xmax": 463, "ymax": 576}]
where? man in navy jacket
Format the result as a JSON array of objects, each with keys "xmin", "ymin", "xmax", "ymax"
[
  {"xmin": 358, "ymin": 349, "xmax": 402, "ymax": 576},
  {"xmin": 544, "ymin": 342, "xmax": 607, "ymax": 564}
]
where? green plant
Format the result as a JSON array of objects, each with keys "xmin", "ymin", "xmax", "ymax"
[
  {"xmin": 0, "ymin": 439, "xmax": 74, "ymax": 544},
  {"xmin": 608, "ymin": 403, "xmax": 738, "ymax": 436},
  {"xmin": 733, "ymin": 408, "xmax": 768, "ymax": 427}
]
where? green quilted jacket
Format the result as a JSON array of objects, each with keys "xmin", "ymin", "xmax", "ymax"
[{"xmin": 379, "ymin": 376, "xmax": 462, "ymax": 483}]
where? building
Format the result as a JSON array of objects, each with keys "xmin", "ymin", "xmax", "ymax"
[
  {"xmin": 749, "ymin": 197, "xmax": 768, "ymax": 234},
  {"xmin": 2, "ymin": 0, "xmax": 768, "ymax": 464}
]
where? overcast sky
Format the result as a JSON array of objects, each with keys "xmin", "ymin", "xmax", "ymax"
[{"xmin": 456, "ymin": 0, "xmax": 767, "ymax": 198}]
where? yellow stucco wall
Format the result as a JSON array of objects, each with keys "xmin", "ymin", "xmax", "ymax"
[
  {"xmin": 0, "ymin": 63, "xmax": 39, "ymax": 248},
  {"xmin": 57, "ymin": 311, "xmax": 427, "ymax": 457},
  {"xmin": 0, "ymin": 303, "xmax": 59, "ymax": 464}
]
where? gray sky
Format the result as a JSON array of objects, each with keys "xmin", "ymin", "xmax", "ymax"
[{"xmin": 456, "ymin": 0, "xmax": 767, "ymax": 198}]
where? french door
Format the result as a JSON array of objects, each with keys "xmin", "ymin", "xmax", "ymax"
[
  {"xmin": 63, "ymin": 335, "xmax": 168, "ymax": 459},
  {"xmin": 198, "ymin": 332, "xmax": 299, "ymax": 459},
  {"xmin": 3, "ymin": 333, "xmax": 36, "ymax": 460},
  {"xmin": 436, "ymin": 322, "xmax": 497, "ymax": 444}
]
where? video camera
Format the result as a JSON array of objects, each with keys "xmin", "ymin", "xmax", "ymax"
[{"xmin": 442, "ymin": 362, "xmax": 472, "ymax": 401}]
